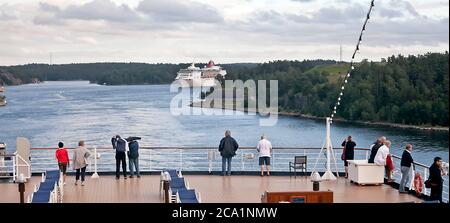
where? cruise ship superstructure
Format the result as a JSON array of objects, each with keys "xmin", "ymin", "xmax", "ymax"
[{"xmin": 175, "ymin": 60, "xmax": 227, "ymax": 87}]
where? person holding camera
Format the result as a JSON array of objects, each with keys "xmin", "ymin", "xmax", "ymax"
[
  {"xmin": 427, "ymin": 157, "xmax": 447, "ymax": 202},
  {"xmin": 128, "ymin": 138, "xmax": 140, "ymax": 178},
  {"xmin": 112, "ymin": 135, "xmax": 128, "ymax": 180},
  {"xmin": 341, "ymin": 135, "xmax": 356, "ymax": 178}
]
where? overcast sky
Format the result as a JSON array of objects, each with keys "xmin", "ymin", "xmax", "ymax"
[{"xmin": 0, "ymin": 0, "xmax": 448, "ymax": 65}]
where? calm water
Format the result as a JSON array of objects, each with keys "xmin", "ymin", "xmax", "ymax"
[{"xmin": 0, "ymin": 81, "xmax": 448, "ymax": 165}]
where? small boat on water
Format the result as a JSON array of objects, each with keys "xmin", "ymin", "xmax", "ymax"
[{"xmin": 0, "ymin": 86, "xmax": 6, "ymax": 106}]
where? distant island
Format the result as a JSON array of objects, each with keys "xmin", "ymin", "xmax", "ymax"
[{"xmin": 1, "ymin": 52, "xmax": 448, "ymax": 128}]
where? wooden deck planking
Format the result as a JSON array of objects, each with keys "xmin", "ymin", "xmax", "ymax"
[{"xmin": 0, "ymin": 175, "xmax": 421, "ymax": 203}]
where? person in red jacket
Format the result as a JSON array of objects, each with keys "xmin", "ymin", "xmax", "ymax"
[{"xmin": 55, "ymin": 142, "xmax": 69, "ymax": 184}]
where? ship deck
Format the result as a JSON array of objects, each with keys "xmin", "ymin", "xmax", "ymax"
[{"xmin": 0, "ymin": 174, "xmax": 421, "ymax": 203}]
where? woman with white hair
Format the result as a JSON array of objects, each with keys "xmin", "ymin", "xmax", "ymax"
[
  {"xmin": 73, "ymin": 140, "xmax": 91, "ymax": 186},
  {"xmin": 374, "ymin": 140, "xmax": 393, "ymax": 182}
]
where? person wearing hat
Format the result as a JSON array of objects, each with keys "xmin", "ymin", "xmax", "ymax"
[{"xmin": 127, "ymin": 137, "xmax": 140, "ymax": 178}]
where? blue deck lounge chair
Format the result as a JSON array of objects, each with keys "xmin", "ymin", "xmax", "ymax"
[
  {"xmin": 31, "ymin": 191, "xmax": 51, "ymax": 203},
  {"xmin": 177, "ymin": 189, "xmax": 199, "ymax": 203}
]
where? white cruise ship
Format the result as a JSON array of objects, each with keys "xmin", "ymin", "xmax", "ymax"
[{"xmin": 175, "ymin": 60, "xmax": 227, "ymax": 87}]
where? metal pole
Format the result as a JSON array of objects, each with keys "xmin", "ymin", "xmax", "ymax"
[
  {"xmin": 409, "ymin": 165, "xmax": 415, "ymax": 191},
  {"xmin": 311, "ymin": 140, "xmax": 325, "ymax": 174},
  {"xmin": 208, "ymin": 150, "xmax": 212, "ymax": 174},
  {"xmin": 163, "ymin": 180, "xmax": 170, "ymax": 203},
  {"xmin": 91, "ymin": 146, "xmax": 99, "ymax": 178},
  {"xmin": 12, "ymin": 155, "xmax": 16, "ymax": 182},
  {"xmin": 18, "ymin": 182, "xmax": 25, "ymax": 203},
  {"xmin": 149, "ymin": 149, "xmax": 152, "ymax": 172},
  {"xmin": 321, "ymin": 117, "xmax": 336, "ymax": 180},
  {"xmin": 241, "ymin": 150, "xmax": 244, "ymax": 171},
  {"xmin": 423, "ymin": 168, "xmax": 428, "ymax": 195}
]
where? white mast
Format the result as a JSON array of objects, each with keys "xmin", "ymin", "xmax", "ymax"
[{"xmin": 311, "ymin": 117, "xmax": 339, "ymax": 181}]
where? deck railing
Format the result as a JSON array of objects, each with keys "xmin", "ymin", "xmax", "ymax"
[
  {"xmin": 28, "ymin": 147, "xmax": 370, "ymax": 174},
  {"xmin": 13, "ymin": 146, "xmax": 449, "ymax": 202},
  {"xmin": 0, "ymin": 152, "xmax": 31, "ymax": 182}
]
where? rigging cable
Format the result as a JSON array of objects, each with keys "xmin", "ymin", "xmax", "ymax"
[{"xmin": 330, "ymin": 0, "xmax": 375, "ymax": 123}]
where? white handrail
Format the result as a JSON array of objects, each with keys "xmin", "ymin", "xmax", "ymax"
[{"xmin": 13, "ymin": 152, "xmax": 31, "ymax": 181}]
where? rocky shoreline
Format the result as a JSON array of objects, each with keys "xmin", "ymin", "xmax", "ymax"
[
  {"xmin": 0, "ymin": 69, "xmax": 24, "ymax": 86},
  {"xmin": 190, "ymin": 101, "xmax": 449, "ymax": 132}
]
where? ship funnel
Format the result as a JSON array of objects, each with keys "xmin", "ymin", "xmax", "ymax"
[{"xmin": 207, "ymin": 60, "xmax": 215, "ymax": 68}]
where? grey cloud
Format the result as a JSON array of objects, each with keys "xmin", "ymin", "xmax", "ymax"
[
  {"xmin": 58, "ymin": 0, "xmax": 139, "ymax": 22},
  {"xmin": 377, "ymin": 8, "xmax": 404, "ymax": 19},
  {"xmin": 0, "ymin": 5, "xmax": 17, "ymax": 20},
  {"xmin": 394, "ymin": 0, "xmax": 419, "ymax": 17},
  {"xmin": 231, "ymin": 2, "xmax": 448, "ymax": 46},
  {"xmin": 252, "ymin": 10, "xmax": 286, "ymax": 24},
  {"xmin": 374, "ymin": 0, "xmax": 418, "ymax": 19},
  {"xmin": 313, "ymin": 5, "xmax": 366, "ymax": 24},
  {"xmin": 35, "ymin": 0, "xmax": 140, "ymax": 24},
  {"xmin": 137, "ymin": 0, "xmax": 224, "ymax": 24},
  {"xmin": 368, "ymin": 17, "xmax": 449, "ymax": 45},
  {"xmin": 34, "ymin": 0, "xmax": 224, "ymax": 26},
  {"xmin": 39, "ymin": 2, "xmax": 60, "ymax": 13}
]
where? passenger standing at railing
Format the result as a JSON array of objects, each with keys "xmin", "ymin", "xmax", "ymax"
[
  {"xmin": 127, "ymin": 138, "xmax": 140, "ymax": 178},
  {"xmin": 219, "ymin": 130, "xmax": 239, "ymax": 176},
  {"xmin": 257, "ymin": 135, "xmax": 272, "ymax": 177},
  {"xmin": 428, "ymin": 157, "xmax": 447, "ymax": 203},
  {"xmin": 368, "ymin": 136, "xmax": 386, "ymax": 163},
  {"xmin": 399, "ymin": 144, "xmax": 414, "ymax": 193},
  {"xmin": 374, "ymin": 140, "xmax": 393, "ymax": 182},
  {"xmin": 341, "ymin": 135, "xmax": 356, "ymax": 178},
  {"xmin": 55, "ymin": 142, "xmax": 69, "ymax": 185},
  {"xmin": 112, "ymin": 135, "xmax": 128, "ymax": 180},
  {"xmin": 73, "ymin": 140, "xmax": 91, "ymax": 186}
]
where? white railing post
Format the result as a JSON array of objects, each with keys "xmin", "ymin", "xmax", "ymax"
[
  {"xmin": 91, "ymin": 146, "xmax": 99, "ymax": 178},
  {"xmin": 241, "ymin": 150, "xmax": 244, "ymax": 171},
  {"xmin": 423, "ymin": 168, "xmax": 428, "ymax": 195},
  {"xmin": 271, "ymin": 150, "xmax": 275, "ymax": 172},
  {"xmin": 179, "ymin": 148, "xmax": 182, "ymax": 171},
  {"xmin": 12, "ymin": 155, "xmax": 16, "ymax": 182},
  {"xmin": 208, "ymin": 150, "xmax": 213, "ymax": 174},
  {"xmin": 409, "ymin": 165, "xmax": 415, "ymax": 191},
  {"xmin": 148, "ymin": 149, "xmax": 152, "ymax": 172}
]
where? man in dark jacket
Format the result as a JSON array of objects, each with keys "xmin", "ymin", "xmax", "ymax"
[
  {"xmin": 112, "ymin": 135, "xmax": 128, "ymax": 180},
  {"xmin": 368, "ymin": 136, "xmax": 385, "ymax": 163},
  {"xmin": 429, "ymin": 157, "xmax": 446, "ymax": 202},
  {"xmin": 399, "ymin": 144, "xmax": 414, "ymax": 193},
  {"xmin": 128, "ymin": 139, "xmax": 140, "ymax": 178},
  {"xmin": 341, "ymin": 135, "xmax": 356, "ymax": 178},
  {"xmin": 219, "ymin": 130, "xmax": 239, "ymax": 176}
]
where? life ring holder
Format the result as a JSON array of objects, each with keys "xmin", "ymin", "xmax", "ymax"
[{"xmin": 413, "ymin": 172, "xmax": 423, "ymax": 195}]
